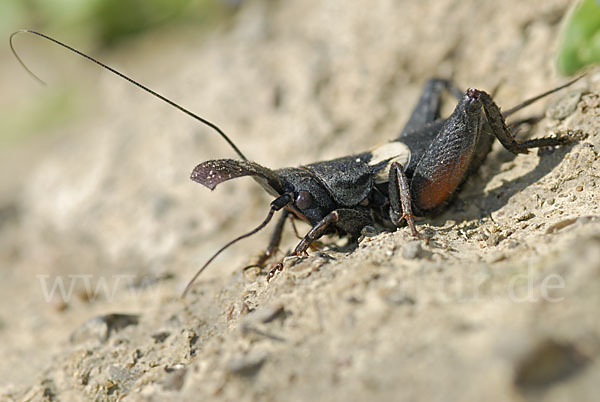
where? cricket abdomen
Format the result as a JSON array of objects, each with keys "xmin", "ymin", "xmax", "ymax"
[
  {"xmin": 411, "ymin": 150, "xmax": 474, "ymax": 212},
  {"xmin": 409, "ymin": 90, "xmax": 484, "ymax": 214}
]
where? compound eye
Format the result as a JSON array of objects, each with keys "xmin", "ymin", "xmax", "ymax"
[{"xmin": 295, "ymin": 191, "xmax": 313, "ymax": 210}]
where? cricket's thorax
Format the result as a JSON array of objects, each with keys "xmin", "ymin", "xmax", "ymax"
[
  {"xmin": 367, "ymin": 141, "xmax": 412, "ymax": 184},
  {"xmin": 302, "ymin": 156, "xmax": 373, "ymax": 207}
]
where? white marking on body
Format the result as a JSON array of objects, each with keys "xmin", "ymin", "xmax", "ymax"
[{"xmin": 369, "ymin": 142, "xmax": 411, "ymax": 184}]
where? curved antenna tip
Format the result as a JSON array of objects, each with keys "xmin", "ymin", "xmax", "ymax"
[
  {"xmin": 9, "ymin": 29, "xmax": 249, "ymax": 161},
  {"xmin": 10, "ymin": 29, "xmax": 47, "ymax": 86}
]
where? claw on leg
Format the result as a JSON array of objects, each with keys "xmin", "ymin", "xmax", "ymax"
[
  {"xmin": 292, "ymin": 211, "xmax": 339, "ymax": 256},
  {"xmin": 389, "ymin": 162, "xmax": 423, "ymax": 238},
  {"xmin": 266, "ymin": 262, "xmax": 283, "ymax": 282},
  {"xmin": 266, "ymin": 212, "xmax": 339, "ymax": 282}
]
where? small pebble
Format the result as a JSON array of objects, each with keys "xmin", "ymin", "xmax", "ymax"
[
  {"xmin": 151, "ymin": 331, "xmax": 170, "ymax": 344},
  {"xmin": 245, "ymin": 304, "xmax": 284, "ymax": 324},
  {"xmin": 70, "ymin": 313, "xmax": 139, "ymax": 344},
  {"xmin": 486, "ymin": 233, "xmax": 502, "ymax": 247},
  {"xmin": 516, "ymin": 212, "xmax": 535, "ymax": 222},
  {"xmin": 227, "ymin": 353, "xmax": 267, "ymax": 376},
  {"xmin": 514, "ymin": 339, "xmax": 588, "ymax": 390},
  {"xmin": 486, "ymin": 252, "xmax": 507, "ymax": 263},
  {"xmin": 402, "ymin": 241, "xmax": 423, "ymax": 259}
]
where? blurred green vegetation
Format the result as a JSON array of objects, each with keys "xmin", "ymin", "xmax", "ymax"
[
  {"xmin": 557, "ymin": 0, "xmax": 600, "ymax": 75},
  {"xmin": 0, "ymin": 87, "xmax": 80, "ymax": 146},
  {"xmin": 1, "ymin": 0, "xmax": 239, "ymax": 46}
]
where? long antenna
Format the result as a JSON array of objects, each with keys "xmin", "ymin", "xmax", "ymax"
[
  {"xmin": 182, "ymin": 192, "xmax": 293, "ymax": 297},
  {"xmin": 181, "ymin": 206, "xmax": 278, "ymax": 298},
  {"xmin": 10, "ymin": 29, "xmax": 248, "ymax": 161},
  {"xmin": 502, "ymin": 75, "xmax": 585, "ymax": 118}
]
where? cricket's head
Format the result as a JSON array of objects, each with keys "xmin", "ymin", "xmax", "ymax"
[
  {"xmin": 182, "ymin": 159, "xmax": 336, "ymax": 297},
  {"xmin": 191, "ymin": 159, "xmax": 335, "ymax": 225}
]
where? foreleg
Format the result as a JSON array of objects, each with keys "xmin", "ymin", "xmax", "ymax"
[{"xmin": 254, "ymin": 209, "xmax": 289, "ymax": 267}]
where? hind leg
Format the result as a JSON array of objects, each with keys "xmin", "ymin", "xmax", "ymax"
[{"xmin": 475, "ymin": 89, "xmax": 577, "ymax": 154}]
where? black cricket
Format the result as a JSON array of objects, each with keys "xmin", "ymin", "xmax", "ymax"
[{"xmin": 11, "ymin": 30, "xmax": 581, "ymax": 297}]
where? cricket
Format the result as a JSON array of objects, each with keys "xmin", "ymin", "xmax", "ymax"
[{"xmin": 10, "ymin": 29, "xmax": 582, "ymax": 297}]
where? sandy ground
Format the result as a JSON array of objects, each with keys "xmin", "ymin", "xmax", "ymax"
[{"xmin": 1, "ymin": 0, "xmax": 600, "ymax": 401}]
